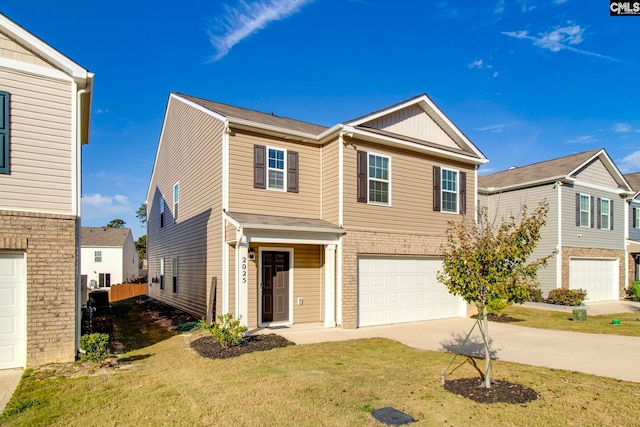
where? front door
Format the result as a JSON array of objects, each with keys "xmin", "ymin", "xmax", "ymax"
[{"xmin": 262, "ymin": 251, "xmax": 290, "ymax": 323}]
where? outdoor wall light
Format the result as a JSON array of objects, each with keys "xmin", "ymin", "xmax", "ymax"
[{"xmin": 248, "ymin": 248, "xmax": 255, "ymax": 260}]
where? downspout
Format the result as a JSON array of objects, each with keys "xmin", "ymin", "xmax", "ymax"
[
  {"xmin": 556, "ymin": 181, "xmax": 562, "ymax": 290},
  {"xmin": 75, "ymin": 87, "xmax": 90, "ymax": 356}
]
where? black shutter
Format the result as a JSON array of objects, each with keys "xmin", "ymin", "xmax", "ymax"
[
  {"xmin": 459, "ymin": 171, "xmax": 466, "ymax": 215},
  {"xmin": 357, "ymin": 151, "xmax": 367, "ymax": 203},
  {"xmin": 253, "ymin": 145, "xmax": 266, "ymax": 189},
  {"xmin": 596, "ymin": 197, "xmax": 601, "ymax": 229},
  {"xmin": 610, "ymin": 200, "xmax": 614, "ymax": 230},
  {"xmin": 590, "ymin": 196, "xmax": 595, "ymax": 228},
  {"xmin": 433, "ymin": 166, "xmax": 441, "ymax": 212},
  {"xmin": 287, "ymin": 151, "xmax": 299, "ymax": 193},
  {"xmin": 0, "ymin": 90, "xmax": 10, "ymax": 174}
]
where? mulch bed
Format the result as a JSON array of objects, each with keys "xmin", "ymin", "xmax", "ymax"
[
  {"xmin": 443, "ymin": 377, "xmax": 539, "ymax": 404},
  {"xmin": 190, "ymin": 334, "xmax": 295, "ymax": 359}
]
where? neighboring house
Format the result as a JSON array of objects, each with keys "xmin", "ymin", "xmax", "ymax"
[
  {"xmin": 0, "ymin": 14, "xmax": 93, "ymax": 368},
  {"xmin": 478, "ymin": 149, "xmax": 633, "ymax": 302},
  {"xmin": 80, "ymin": 227, "xmax": 139, "ymax": 289},
  {"xmin": 146, "ymin": 92, "xmax": 487, "ymax": 330},
  {"xmin": 623, "ymin": 172, "xmax": 640, "ymax": 288}
]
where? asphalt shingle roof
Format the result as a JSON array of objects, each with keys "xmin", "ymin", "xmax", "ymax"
[
  {"xmin": 81, "ymin": 227, "xmax": 130, "ymax": 247},
  {"xmin": 624, "ymin": 172, "xmax": 640, "ymax": 193}
]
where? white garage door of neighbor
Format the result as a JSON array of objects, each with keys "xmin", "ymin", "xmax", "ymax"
[
  {"xmin": 0, "ymin": 253, "xmax": 27, "ymax": 369},
  {"xmin": 358, "ymin": 256, "xmax": 465, "ymax": 327},
  {"xmin": 569, "ymin": 258, "xmax": 618, "ymax": 302}
]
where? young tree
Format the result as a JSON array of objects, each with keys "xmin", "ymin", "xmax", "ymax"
[
  {"xmin": 437, "ymin": 200, "xmax": 555, "ymax": 388},
  {"xmin": 105, "ymin": 218, "xmax": 126, "ymax": 228},
  {"xmin": 135, "ymin": 234, "xmax": 146, "ymax": 262}
]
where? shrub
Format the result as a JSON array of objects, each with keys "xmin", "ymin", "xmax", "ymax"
[
  {"xmin": 79, "ymin": 333, "xmax": 110, "ymax": 362},
  {"xmin": 527, "ymin": 286, "xmax": 544, "ymax": 303},
  {"xmin": 176, "ymin": 321, "xmax": 201, "ymax": 334},
  {"xmin": 200, "ymin": 314, "xmax": 247, "ymax": 348},
  {"xmin": 545, "ymin": 288, "xmax": 587, "ymax": 306}
]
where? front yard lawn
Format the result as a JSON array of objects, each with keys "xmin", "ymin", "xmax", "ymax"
[
  {"xmin": 496, "ymin": 305, "xmax": 640, "ymax": 337},
  {"xmin": 2, "ymin": 298, "xmax": 639, "ymax": 426}
]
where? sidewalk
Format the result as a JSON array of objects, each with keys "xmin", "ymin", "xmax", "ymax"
[
  {"xmin": 268, "ymin": 301, "xmax": 640, "ymax": 383},
  {"xmin": 0, "ymin": 368, "xmax": 23, "ymax": 413}
]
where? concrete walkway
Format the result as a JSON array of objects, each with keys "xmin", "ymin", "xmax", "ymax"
[
  {"xmin": 0, "ymin": 368, "xmax": 23, "ymax": 413},
  {"xmin": 266, "ymin": 300, "xmax": 640, "ymax": 383}
]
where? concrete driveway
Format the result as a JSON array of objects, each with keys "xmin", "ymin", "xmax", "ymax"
[{"xmin": 269, "ymin": 301, "xmax": 640, "ymax": 383}]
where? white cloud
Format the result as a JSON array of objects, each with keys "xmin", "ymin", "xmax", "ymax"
[
  {"xmin": 207, "ymin": 0, "xmax": 313, "ymax": 62},
  {"xmin": 612, "ymin": 123, "xmax": 632, "ymax": 132},
  {"xmin": 95, "ymin": 108, "xmax": 110, "ymax": 114},
  {"xmin": 494, "ymin": 0, "xmax": 505, "ymax": 14},
  {"xmin": 468, "ymin": 59, "xmax": 493, "ymax": 69},
  {"xmin": 475, "ymin": 124, "xmax": 507, "ymax": 133},
  {"xmin": 618, "ymin": 150, "xmax": 640, "ymax": 172},
  {"xmin": 518, "ymin": 0, "xmax": 537, "ymax": 12},
  {"xmin": 502, "ymin": 24, "xmax": 634, "ymax": 64},
  {"xmin": 82, "ymin": 193, "xmax": 132, "ymax": 221},
  {"xmin": 492, "ymin": 71, "xmax": 499, "ymax": 78},
  {"xmin": 566, "ymin": 135, "xmax": 595, "ymax": 144}
]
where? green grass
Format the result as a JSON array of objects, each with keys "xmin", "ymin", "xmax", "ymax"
[
  {"xmin": 499, "ymin": 305, "xmax": 640, "ymax": 336},
  {"xmin": 2, "ymin": 298, "xmax": 639, "ymax": 426}
]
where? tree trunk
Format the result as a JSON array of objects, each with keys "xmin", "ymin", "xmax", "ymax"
[{"xmin": 483, "ymin": 305, "xmax": 491, "ymax": 389}]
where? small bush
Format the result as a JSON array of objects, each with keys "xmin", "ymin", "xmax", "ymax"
[
  {"xmin": 176, "ymin": 321, "xmax": 201, "ymax": 334},
  {"xmin": 200, "ymin": 314, "xmax": 247, "ymax": 348},
  {"xmin": 527, "ymin": 287, "xmax": 544, "ymax": 303},
  {"xmin": 545, "ymin": 288, "xmax": 587, "ymax": 306},
  {"xmin": 79, "ymin": 333, "xmax": 110, "ymax": 362}
]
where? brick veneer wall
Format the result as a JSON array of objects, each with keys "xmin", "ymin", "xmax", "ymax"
[
  {"xmin": 0, "ymin": 210, "xmax": 77, "ymax": 367},
  {"xmin": 340, "ymin": 228, "xmax": 447, "ymax": 328},
  {"xmin": 561, "ymin": 246, "xmax": 626, "ymax": 298},
  {"xmin": 628, "ymin": 252, "xmax": 637, "ymax": 291}
]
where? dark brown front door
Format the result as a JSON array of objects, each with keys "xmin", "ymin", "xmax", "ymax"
[{"xmin": 262, "ymin": 251, "xmax": 290, "ymax": 323}]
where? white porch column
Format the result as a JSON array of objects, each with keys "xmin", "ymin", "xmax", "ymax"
[
  {"xmin": 324, "ymin": 244, "xmax": 336, "ymax": 328},
  {"xmin": 237, "ymin": 236, "xmax": 249, "ymax": 327}
]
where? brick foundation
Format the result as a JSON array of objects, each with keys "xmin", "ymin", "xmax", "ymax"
[{"xmin": 0, "ymin": 210, "xmax": 78, "ymax": 367}]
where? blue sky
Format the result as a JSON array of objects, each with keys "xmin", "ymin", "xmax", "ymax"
[{"xmin": 4, "ymin": 1, "xmax": 640, "ymax": 239}]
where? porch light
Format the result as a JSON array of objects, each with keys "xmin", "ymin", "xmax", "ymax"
[{"xmin": 248, "ymin": 247, "xmax": 255, "ymax": 260}]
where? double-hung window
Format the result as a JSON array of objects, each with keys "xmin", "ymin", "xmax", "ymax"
[
  {"xmin": 600, "ymin": 198, "xmax": 611, "ymax": 230},
  {"xmin": 634, "ymin": 207, "xmax": 640, "ymax": 229},
  {"xmin": 441, "ymin": 168, "xmax": 459, "ymax": 213},
  {"xmin": 173, "ymin": 183, "xmax": 179, "ymax": 221},
  {"xmin": 160, "ymin": 258, "xmax": 165, "ymax": 290},
  {"xmin": 368, "ymin": 153, "xmax": 390, "ymax": 205},
  {"xmin": 160, "ymin": 196, "xmax": 165, "ymax": 228},
  {"xmin": 95, "ymin": 251, "xmax": 102, "ymax": 262},
  {"xmin": 172, "ymin": 257, "xmax": 178, "ymax": 294},
  {"xmin": 268, "ymin": 148, "xmax": 285, "ymax": 190},
  {"xmin": 579, "ymin": 194, "xmax": 591, "ymax": 227}
]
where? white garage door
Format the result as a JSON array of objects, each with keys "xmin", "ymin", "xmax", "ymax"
[
  {"xmin": 358, "ymin": 256, "xmax": 465, "ymax": 327},
  {"xmin": 0, "ymin": 253, "xmax": 27, "ymax": 369},
  {"xmin": 569, "ymin": 258, "xmax": 618, "ymax": 302}
]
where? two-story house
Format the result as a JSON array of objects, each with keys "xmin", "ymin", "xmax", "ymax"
[
  {"xmin": 80, "ymin": 227, "xmax": 139, "ymax": 289},
  {"xmin": 146, "ymin": 92, "xmax": 487, "ymax": 329},
  {"xmin": 478, "ymin": 149, "xmax": 633, "ymax": 302},
  {"xmin": 623, "ymin": 172, "xmax": 640, "ymax": 289},
  {"xmin": 0, "ymin": 13, "xmax": 93, "ymax": 368}
]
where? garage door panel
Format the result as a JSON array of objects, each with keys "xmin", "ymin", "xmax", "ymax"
[
  {"xmin": 358, "ymin": 256, "xmax": 465, "ymax": 327},
  {"xmin": 0, "ymin": 253, "xmax": 26, "ymax": 369},
  {"xmin": 569, "ymin": 258, "xmax": 617, "ymax": 302}
]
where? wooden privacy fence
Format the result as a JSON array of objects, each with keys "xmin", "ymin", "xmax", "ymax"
[{"xmin": 109, "ymin": 283, "xmax": 148, "ymax": 302}]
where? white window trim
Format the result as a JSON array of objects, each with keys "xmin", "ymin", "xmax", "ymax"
[
  {"xmin": 266, "ymin": 146, "xmax": 287, "ymax": 192},
  {"xmin": 579, "ymin": 194, "xmax": 591, "ymax": 228},
  {"xmin": 600, "ymin": 198, "xmax": 611, "ymax": 230},
  {"xmin": 173, "ymin": 182, "xmax": 179, "ymax": 220},
  {"xmin": 160, "ymin": 257, "xmax": 165, "ymax": 290},
  {"xmin": 172, "ymin": 257, "xmax": 178, "ymax": 294},
  {"xmin": 634, "ymin": 207, "xmax": 640, "ymax": 229},
  {"xmin": 95, "ymin": 251, "xmax": 102, "ymax": 262},
  {"xmin": 441, "ymin": 167, "xmax": 460, "ymax": 214},
  {"xmin": 367, "ymin": 152, "xmax": 391, "ymax": 206}
]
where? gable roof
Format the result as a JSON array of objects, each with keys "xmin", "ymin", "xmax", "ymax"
[
  {"xmin": 81, "ymin": 227, "xmax": 131, "ymax": 248},
  {"xmin": 624, "ymin": 172, "xmax": 640, "ymax": 192},
  {"xmin": 479, "ymin": 148, "xmax": 633, "ymax": 194}
]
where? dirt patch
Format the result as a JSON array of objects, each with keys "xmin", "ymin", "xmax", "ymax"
[
  {"xmin": 444, "ymin": 377, "xmax": 539, "ymax": 404},
  {"xmin": 471, "ymin": 313, "xmax": 524, "ymax": 323},
  {"xmin": 190, "ymin": 334, "xmax": 295, "ymax": 359},
  {"xmin": 135, "ymin": 296, "xmax": 198, "ymax": 331}
]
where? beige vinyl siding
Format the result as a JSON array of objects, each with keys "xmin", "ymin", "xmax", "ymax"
[
  {"xmin": 562, "ymin": 183, "xmax": 625, "ymax": 250},
  {"xmin": 343, "ymin": 140, "xmax": 475, "ymax": 232},
  {"xmin": 0, "ymin": 31, "xmax": 55, "ymax": 69},
  {"xmin": 292, "ymin": 244, "xmax": 323, "ymax": 323},
  {"xmin": 362, "ymin": 105, "xmax": 460, "ymax": 150},
  {"xmin": 0, "ymin": 68, "xmax": 73, "ymax": 214},
  {"xmin": 321, "ymin": 139, "xmax": 339, "ymax": 224},
  {"xmin": 147, "ymin": 97, "xmax": 224, "ymax": 319},
  {"xmin": 574, "ymin": 159, "xmax": 619, "ymax": 189},
  {"xmin": 228, "ymin": 130, "xmax": 321, "ymax": 218},
  {"xmin": 482, "ymin": 184, "xmax": 559, "ymax": 295}
]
